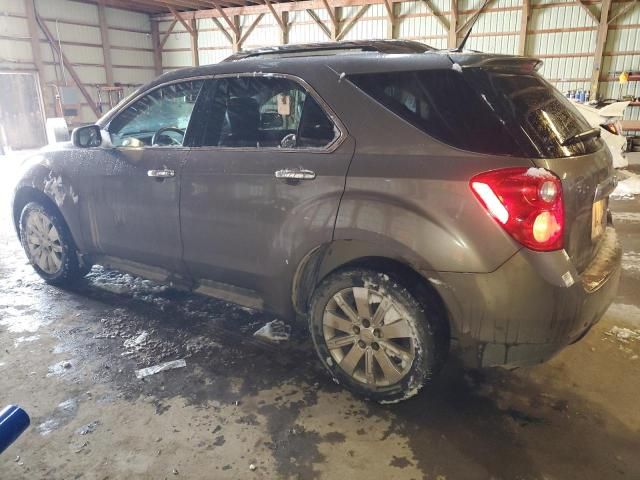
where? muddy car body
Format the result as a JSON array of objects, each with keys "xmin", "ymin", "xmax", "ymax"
[{"xmin": 11, "ymin": 41, "xmax": 622, "ymax": 402}]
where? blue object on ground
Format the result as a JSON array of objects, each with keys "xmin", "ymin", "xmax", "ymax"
[{"xmin": 0, "ymin": 405, "xmax": 30, "ymax": 454}]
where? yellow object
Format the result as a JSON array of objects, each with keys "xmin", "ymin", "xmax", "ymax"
[{"xmin": 619, "ymin": 71, "xmax": 629, "ymax": 84}]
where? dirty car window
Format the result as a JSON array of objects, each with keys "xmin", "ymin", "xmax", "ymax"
[
  {"xmin": 193, "ymin": 77, "xmax": 337, "ymax": 149},
  {"xmin": 109, "ymin": 81, "xmax": 204, "ymax": 148}
]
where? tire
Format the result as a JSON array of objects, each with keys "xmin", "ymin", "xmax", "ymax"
[
  {"xmin": 308, "ymin": 268, "xmax": 446, "ymax": 403},
  {"xmin": 19, "ymin": 201, "xmax": 85, "ymax": 286}
]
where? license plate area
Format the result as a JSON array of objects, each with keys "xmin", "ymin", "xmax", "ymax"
[{"xmin": 591, "ymin": 198, "xmax": 607, "ymax": 241}]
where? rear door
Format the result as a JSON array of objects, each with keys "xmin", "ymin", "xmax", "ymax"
[
  {"xmin": 180, "ymin": 74, "xmax": 354, "ymax": 312},
  {"xmin": 78, "ymin": 80, "xmax": 204, "ymax": 275}
]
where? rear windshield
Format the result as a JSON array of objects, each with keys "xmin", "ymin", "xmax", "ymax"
[{"xmin": 349, "ymin": 68, "xmax": 603, "ymax": 158}]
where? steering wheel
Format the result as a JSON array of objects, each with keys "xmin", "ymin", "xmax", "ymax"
[{"xmin": 152, "ymin": 127, "xmax": 185, "ymax": 146}]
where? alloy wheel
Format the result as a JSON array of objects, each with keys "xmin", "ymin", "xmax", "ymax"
[
  {"xmin": 322, "ymin": 286, "xmax": 416, "ymax": 387},
  {"xmin": 24, "ymin": 210, "xmax": 64, "ymax": 275}
]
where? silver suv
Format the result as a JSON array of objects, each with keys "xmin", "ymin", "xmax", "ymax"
[{"xmin": 11, "ymin": 41, "xmax": 622, "ymax": 402}]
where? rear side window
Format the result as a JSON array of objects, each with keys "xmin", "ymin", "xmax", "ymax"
[
  {"xmin": 350, "ymin": 69, "xmax": 603, "ymax": 159},
  {"xmin": 349, "ymin": 70, "xmax": 523, "ymax": 156},
  {"xmin": 192, "ymin": 76, "xmax": 337, "ymax": 149}
]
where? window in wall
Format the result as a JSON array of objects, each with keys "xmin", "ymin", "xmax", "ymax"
[{"xmin": 108, "ymin": 80, "xmax": 204, "ymax": 148}]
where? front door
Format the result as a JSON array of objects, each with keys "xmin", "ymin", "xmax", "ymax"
[
  {"xmin": 78, "ymin": 80, "xmax": 204, "ymax": 276},
  {"xmin": 181, "ymin": 75, "xmax": 354, "ymax": 312}
]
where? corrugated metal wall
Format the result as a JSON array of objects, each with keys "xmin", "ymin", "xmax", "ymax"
[
  {"xmin": 155, "ymin": 0, "xmax": 640, "ymax": 122},
  {"xmin": 0, "ymin": 0, "xmax": 156, "ymax": 125},
  {"xmin": 0, "ymin": 0, "xmax": 638, "ymax": 125}
]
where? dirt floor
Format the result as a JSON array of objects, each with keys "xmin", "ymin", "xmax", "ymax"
[{"xmin": 1, "ymin": 152, "xmax": 639, "ymax": 479}]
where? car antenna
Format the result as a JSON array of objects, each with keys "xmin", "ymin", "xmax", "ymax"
[{"xmin": 453, "ymin": 0, "xmax": 488, "ymax": 52}]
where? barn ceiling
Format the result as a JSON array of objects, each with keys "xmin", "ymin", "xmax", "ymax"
[{"xmin": 80, "ymin": 0, "xmax": 290, "ymax": 13}]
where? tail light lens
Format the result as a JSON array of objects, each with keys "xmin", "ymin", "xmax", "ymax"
[
  {"xmin": 601, "ymin": 123, "xmax": 618, "ymax": 135},
  {"xmin": 470, "ymin": 167, "xmax": 564, "ymax": 251}
]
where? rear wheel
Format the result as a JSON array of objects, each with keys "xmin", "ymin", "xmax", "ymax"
[
  {"xmin": 19, "ymin": 201, "xmax": 85, "ymax": 286},
  {"xmin": 309, "ymin": 268, "xmax": 445, "ymax": 403}
]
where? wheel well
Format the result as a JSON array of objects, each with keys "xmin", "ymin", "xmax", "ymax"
[
  {"xmin": 294, "ymin": 252, "xmax": 451, "ymax": 347},
  {"xmin": 12, "ymin": 187, "xmax": 61, "ymax": 237}
]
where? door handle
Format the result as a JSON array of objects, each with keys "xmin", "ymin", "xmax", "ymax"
[
  {"xmin": 274, "ymin": 169, "xmax": 316, "ymax": 180},
  {"xmin": 147, "ymin": 169, "xmax": 175, "ymax": 178}
]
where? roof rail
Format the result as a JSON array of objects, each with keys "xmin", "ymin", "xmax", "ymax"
[{"xmin": 223, "ymin": 40, "xmax": 436, "ymax": 62}]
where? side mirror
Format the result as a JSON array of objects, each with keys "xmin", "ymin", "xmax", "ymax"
[{"xmin": 72, "ymin": 125, "xmax": 102, "ymax": 148}]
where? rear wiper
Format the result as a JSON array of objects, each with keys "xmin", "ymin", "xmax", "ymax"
[{"xmin": 561, "ymin": 127, "xmax": 601, "ymax": 146}]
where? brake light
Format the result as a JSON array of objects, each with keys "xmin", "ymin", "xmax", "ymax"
[
  {"xmin": 470, "ymin": 167, "xmax": 564, "ymax": 251},
  {"xmin": 601, "ymin": 123, "xmax": 618, "ymax": 135}
]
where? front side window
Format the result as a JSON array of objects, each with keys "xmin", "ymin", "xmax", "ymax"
[
  {"xmin": 194, "ymin": 76, "xmax": 337, "ymax": 149},
  {"xmin": 108, "ymin": 80, "xmax": 204, "ymax": 148}
]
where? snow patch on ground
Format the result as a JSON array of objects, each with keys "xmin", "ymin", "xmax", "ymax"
[
  {"xmin": 253, "ymin": 319, "xmax": 291, "ymax": 343},
  {"xmin": 622, "ymin": 251, "xmax": 640, "ymax": 277},
  {"xmin": 611, "ymin": 171, "xmax": 640, "ymax": 199},
  {"xmin": 604, "ymin": 326, "xmax": 640, "ymax": 343},
  {"xmin": 135, "ymin": 359, "xmax": 186, "ymax": 379},
  {"xmin": 612, "ymin": 212, "xmax": 640, "ymax": 223},
  {"xmin": 606, "ymin": 303, "xmax": 640, "ymax": 328}
]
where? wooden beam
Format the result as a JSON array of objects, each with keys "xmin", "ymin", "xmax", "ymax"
[
  {"xmin": 211, "ymin": 16, "xmax": 234, "ymax": 45},
  {"xmin": 383, "ymin": 0, "xmax": 395, "ymax": 38},
  {"xmin": 265, "ymin": 0, "xmax": 286, "ymax": 31},
  {"xmin": 160, "ymin": 19, "xmax": 178, "ymax": 48},
  {"xmin": 213, "ymin": 1, "xmax": 240, "ymax": 37},
  {"xmin": 232, "ymin": 15, "xmax": 241, "ymax": 52},
  {"xmin": 338, "ymin": 4, "xmax": 370, "ymax": 41},
  {"xmin": 280, "ymin": 10, "xmax": 289, "ymax": 44},
  {"xmin": 307, "ymin": 9, "xmax": 332, "ymax": 39},
  {"xmin": 35, "ymin": 11, "xmax": 100, "ymax": 117},
  {"xmin": 518, "ymin": 0, "xmax": 530, "ymax": 55},
  {"xmin": 590, "ymin": 0, "xmax": 612, "ymax": 99},
  {"xmin": 239, "ymin": 13, "xmax": 264, "ymax": 47},
  {"xmin": 151, "ymin": 20, "xmax": 163, "ymax": 75},
  {"xmin": 573, "ymin": 0, "xmax": 599, "ymax": 23},
  {"xmin": 97, "ymin": 1, "xmax": 114, "ymax": 85},
  {"xmin": 421, "ymin": 0, "xmax": 449, "ymax": 30},
  {"xmin": 24, "ymin": 0, "xmax": 47, "ymax": 114},
  {"xmin": 168, "ymin": 5, "xmax": 195, "ymax": 36},
  {"xmin": 190, "ymin": 19, "xmax": 199, "ymax": 66},
  {"xmin": 448, "ymin": 0, "xmax": 458, "ymax": 47},
  {"xmin": 608, "ymin": 0, "xmax": 638, "ymax": 24},
  {"xmin": 321, "ymin": 0, "xmax": 339, "ymax": 35}
]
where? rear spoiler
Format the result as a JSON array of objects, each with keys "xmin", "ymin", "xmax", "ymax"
[{"xmin": 447, "ymin": 53, "xmax": 542, "ymax": 73}]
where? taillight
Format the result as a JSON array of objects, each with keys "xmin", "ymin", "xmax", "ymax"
[
  {"xmin": 470, "ymin": 167, "xmax": 564, "ymax": 251},
  {"xmin": 601, "ymin": 123, "xmax": 618, "ymax": 135}
]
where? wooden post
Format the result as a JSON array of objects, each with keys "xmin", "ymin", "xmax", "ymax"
[
  {"xmin": 280, "ymin": 11, "xmax": 289, "ymax": 45},
  {"xmin": 97, "ymin": 1, "xmax": 114, "ymax": 85},
  {"xmin": 151, "ymin": 20, "xmax": 163, "ymax": 76},
  {"xmin": 590, "ymin": 0, "xmax": 612, "ymax": 100},
  {"xmin": 233, "ymin": 15, "xmax": 241, "ymax": 52},
  {"xmin": 518, "ymin": 0, "xmax": 530, "ymax": 56},
  {"xmin": 384, "ymin": 0, "xmax": 395, "ymax": 39},
  {"xmin": 24, "ymin": 0, "xmax": 50, "ymax": 115},
  {"xmin": 448, "ymin": 0, "xmax": 458, "ymax": 48},
  {"xmin": 190, "ymin": 19, "xmax": 199, "ymax": 66}
]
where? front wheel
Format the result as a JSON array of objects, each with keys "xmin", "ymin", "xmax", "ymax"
[
  {"xmin": 309, "ymin": 268, "xmax": 445, "ymax": 403},
  {"xmin": 19, "ymin": 201, "xmax": 85, "ymax": 286}
]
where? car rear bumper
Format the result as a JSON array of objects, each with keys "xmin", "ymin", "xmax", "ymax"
[{"xmin": 430, "ymin": 226, "xmax": 621, "ymax": 368}]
